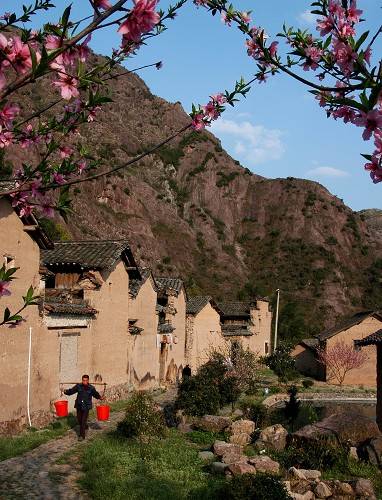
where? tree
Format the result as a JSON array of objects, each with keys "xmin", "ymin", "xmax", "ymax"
[
  {"xmin": 263, "ymin": 344, "xmax": 297, "ymax": 384},
  {"xmin": 317, "ymin": 340, "xmax": 367, "ymax": 385}
]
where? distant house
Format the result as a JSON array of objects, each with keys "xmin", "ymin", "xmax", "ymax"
[
  {"xmin": 185, "ymin": 296, "xmax": 225, "ymax": 372},
  {"xmin": 128, "ymin": 268, "xmax": 159, "ymax": 389},
  {"xmin": 217, "ymin": 300, "xmax": 272, "ymax": 356},
  {"xmin": 41, "ymin": 240, "xmax": 140, "ymax": 407},
  {"xmin": 292, "ymin": 311, "xmax": 382, "ymax": 386},
  {"xmin": 155, "ymin": 277, "xmax": 187, "ymax": 384},
  {"xmin": 0, "ymin": 195, "xmax": 53, "ymax": 433}
]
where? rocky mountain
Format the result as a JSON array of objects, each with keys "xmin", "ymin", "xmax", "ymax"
[{"xmin": 4, "ymin": 54, "xmax": 382, "ymax": 343}]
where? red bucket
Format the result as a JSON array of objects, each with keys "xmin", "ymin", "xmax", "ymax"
[
  {"xmin": 54, "ymin": 400, "xmax": 68, "ymax": 417},
  {"xmin": 96, "ymin": 404, "xmax": 110, "ymax": 421}
]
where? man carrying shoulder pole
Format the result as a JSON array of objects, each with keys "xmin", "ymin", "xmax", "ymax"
[{"xmin": 60, "ymin": 374, "xmax": 104, "ymax": 441}]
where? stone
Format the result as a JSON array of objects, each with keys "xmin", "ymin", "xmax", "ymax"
[
  {"xmin": 300, "ymin": 469, "xmax": 321, "ymax": 480},
  {"xmin": 195, "ymin": 415, "xmax": 231, "ymax": 433},
  {"xmin": 198, "ymin": 451, "xmax": 215, "ymax": 462},
  {"xmin": 290, "ymin": 479, "xmax": 313, "ymax": 495},
  {"xmin": 355, "ymin": 479, "xmax": 376, "ymax": 499},
  {"xmin": 290, "ymin": 492, "xmax": 315, "ymax": 500},
  {"xmin": 229, "ymin": 419, "xmax": 256, "ymax": 436},
  {"xmin": 349, "ymin": 446, "xmax": 359, "ymax": 461},
  {"xmin": 232, "ymin": 409, "xmax": 244, "ymax": 418},
  {"xmin": 229, "ymin": 433, "xmax": 252, "ymax": 446},
  {"xmin": 332, "ymin": 480, "xmax": 355, "ymax": 497},
  {"xmin": 248, "ymin": 455, "xmax": 280, "ymax": 474},
  {"xmin": 315, "ymin": 482, "xmax": 332, "ymax": 498},
  {"xmin": 228, "ymin": 462, "xmax": 257, "ymax": 476},
  {"xmin": 358, "ymin": 435, "xmax": 382, "ymax": 467},
  {"xmin": 177, "ymin": 423, "xmax": 193, "ymax": 433},
  {"xmin": 292, "ymin": 411, "xmax": 381, "ymax": 448},
  {"xmin": 257, "ymin": 424, "xmax": 288, "ymax": 451},
  {"xmin": 221, "ymin": 451, "xmax": 247, "ymax": 465},
  {"xmin": 210, "ymin": 462, "xmax": 228, "ymax": 474},
  {"xmin": 288, "ymin": 467, "xmax": 308, "ymax": 480},
  {"xmin": 213, "ymin": 440, "xmax": 243, "ymax": 457},
  {"xmin": 284, "ymin": 481, "xmax": 292, "ymax": 492}
]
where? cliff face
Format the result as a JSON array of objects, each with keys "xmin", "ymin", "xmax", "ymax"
[{"xmin": 5, "ymin": 56, "xmax": 382, "ymax": 341}]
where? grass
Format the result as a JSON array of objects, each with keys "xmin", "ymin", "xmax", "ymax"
[
  {"xmin": 80, "ymin": 429, "xmax": 225, "ymax": 500},
  {"xmin": 0, "ymin": 415, "xmax": 77, "ymax": 462}
]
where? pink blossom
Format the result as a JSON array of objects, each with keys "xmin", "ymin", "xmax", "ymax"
[
  {"xmin": 202, "ymin": 102, "xmax": 220, "ymax": 120},
  {"xmin": 53, "ymin": 73, "xmax": 80, "ymax": 100},
  {"xmin": 0, "ymin": 130, "xmax": 13, "ymax": 148},
  {"xmin": 337, "ymin": 18, "xmax": 355, "ymax": 38},
  {"xmin": 87, "ymin": 106, "xmax": 101, "ymax": 122},
  {"xmin": 41, "ymin": 203, "xmax": 54, "ymax": 218},
  {"xmin": 30, "ymin": 178, "xmax": 42, "ymax": 197},
  {"xmin": 0, "ymin": 281, "xmax": 11, "ymax": 297},
  {"xmin": 210, "ymin": 93, "xmax": 226, "ymax": 105},
  {"xmin": 364, "ymin": 46, "xmax": 372, "ymax": 65},
  {"xmin": 77, "ymin": 160, "xmax": 87, "ymax": 174},
  {"xmin": 328, "ymin": 0, "xmax": 345, "ymax": 18},
  {"xmin": 94, "ymin": 0, "xmax": 112, "ymax": 9},
  {"xmin": 221, "ymin": 12, "xmax": 231, "ymax": 26},
  {"xmin": 317, "ymin": 15, "xmax": 334, "ymax": 37},
  {"xmin": 118, "ymin": 0, "xmax": 160, "ymax": 43},
  {"xmin": 332, "ymin": 106, "xmax": 356, "ymax": 123},
  {"xmin": 246, "ymin": 39, "xmax": 264, "ymax": 59},
  {"xmin": 303, "ymin": 46, "xmax": 323, "ymax": 71},
  {"xmin": 8, "ymin": 36, "xmax": 37, "ymax": 74},
  {"xmin": 240, "ymin": 12, "xmax": 251, "ymax": 24},
  {"xmin": 268, "ymin": 41, "xmax": 278, "ymax": 58},
  {"xmin": 347, "ymin": 0, "xmax": 362, "ymax": 23},
  {"xmin": 332, "ymin": 38, "xmax": 357, "ymax": 75},
  {"xmin": 45, "ymin": 35, "xmax": 61, "ymax": 50},
  {"xmin": 19, "ymin": 204, "xmax": 33, "ymax": 217},
  {"xmin": 0, "ymin": 103, "xmax": 20, "ymax": 128},
  {"xmin": 353, "ymin": 110, "xmax": 382, "ymax": 140},
  {"xmin": 191, "ymin": 113, "xmax": 206, "ymax": 131},
  {"xmin": 53, "ymin": 173, "xmax": 65, "ymax": 184},
  {"xmin": 59, "ymin": 146, "xmax": 74, "ymax": 158}
]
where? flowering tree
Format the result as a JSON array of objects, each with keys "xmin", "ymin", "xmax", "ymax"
[
  {"xmin": 1, "ymin": 0, "xmax": 382, "ymax": 327},
  {"xmin": 317, "ymin": 340, "xmax": 367, "ymax": 385}
]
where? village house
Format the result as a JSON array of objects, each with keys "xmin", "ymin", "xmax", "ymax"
[
  {"xmin": 127, "ymin": 268, "xmax": 160, "ymax": 389},
  {"xmin": 41, "ymin": 240, "xmax": 140, "ymax": 408},
  {"xmin": 185, "ymin": 296, "xmax": 226, "ymax": 373},
  {"xmin": 217, "ymin": 300, "xmax": 272, "ymax": 356},
  {"xmin": 0, "ymin": 194, "xmax": 54, "ymax": 432},
  {"xmin": 155, "ymin": 277, "xmax": 187, "ymax": 384},
  {"xmin": 292, "ymin": 310, "xmax": 382, "ymax": 386}
]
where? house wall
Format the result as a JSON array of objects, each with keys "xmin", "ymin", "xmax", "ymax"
[
  {"xmin": 84, "ymin": 260, "xmax": 130, "ymax": 395},
  {"xmin": 325, "ymin": 316, "xmax": 380, "ymax": 386},
  {"xmin": 161, "ymin": 289, "xmax": 187, "ymax": 383},
  {"xmin": 186, "ymin": 303, "xmax": 225, "ymax": 373},
  {"xmin": 292, "ymin": 344, "xmax": 324, "ymax": 380},
  {"xmin": 0, "ymin": 199, "xmax": 59, "ymax": 433},
  {"xmin": 247, "ymin": 300, "xmax": 272, "ymax": 356},
  {"xmin": 128, "ymin": 278, "xmax": 159, "ymax": 389}
]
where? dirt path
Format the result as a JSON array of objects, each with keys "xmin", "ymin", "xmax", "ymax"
[{"xmin": 0, "ymin": 389, "xmax": 177, "ymax": 500}]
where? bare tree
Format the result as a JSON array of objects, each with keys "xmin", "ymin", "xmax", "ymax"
[{"xmin": 317, "ymin": 341, "xmax": 368, "ymax": 386}]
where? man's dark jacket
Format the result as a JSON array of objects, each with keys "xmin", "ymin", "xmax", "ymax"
[{"xmin": 64, "ymin": 383, "xmax": 101, "ymax": 410}]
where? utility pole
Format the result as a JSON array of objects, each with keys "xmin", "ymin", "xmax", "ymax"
[{"xmin": 274, "ymin": 289, "xmax": 280, "ymax": 352}]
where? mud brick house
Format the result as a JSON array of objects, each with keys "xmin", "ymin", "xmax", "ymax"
[
  {"xmin": 185, "ymin": 296, "xmax": 226, "ymax": 373},
  {"xmin": 0, "ymin": 195, "xmax": 54, "ymax": 432},
  {"xmin": 217, "ymin": 300, "xmax": 272, "ymax": 356},
  {"xmin": 155, "ymin": 277, "xmax": 187, "ymax": 384},
  {"xmin": 292, "ymin": 311, "xmax": 382, "ymax": 386},
  {"xmin": 128, "ymin": 268, "xmax": 159, "ymax": 389},
  {"xmin": 41, "ymin": 240, "xmax": 140, "ymax": 408}
]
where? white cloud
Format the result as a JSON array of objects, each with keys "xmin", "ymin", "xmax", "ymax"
[
  {"xmin": 210, "ymin": 118, "xmax": 285, "ymax": 165},
  {"xmin": 306, "ymin": 166, "xmax": 350, "ymax": 178},
  {"xmin": 298, "ymin": 9, "xmax": 316, "ymax": 25}
]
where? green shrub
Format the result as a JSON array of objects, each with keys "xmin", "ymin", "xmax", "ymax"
[
  {"xmin": 262, "ymin": 344, "xmax": 297, "ymax": 384},
  {"xmin": 176, "ymin": 374, "xmax": 221, "ymax": 416},
  {"xmin": 241, "ymin": 401, "xmax": 268, "ymax": 429},
  {"xmin": 221, "ymin": 473, "xmax": 291, "ymax": 500},
  {"xmin": 302, "ymin": 379, "xmax": 314, "ymax": 389},
  {"xmin": 117, "ymin": 391, "xmax": 166, "ymax": 440},
  {"xmin": 187, "ymin": 430, "xmax": 225, "ymax": 446}
]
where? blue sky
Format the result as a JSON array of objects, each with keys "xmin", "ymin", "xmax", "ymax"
[{"xmin": 10, "ymin": 0, "xmax": 382, "ymax": 210}]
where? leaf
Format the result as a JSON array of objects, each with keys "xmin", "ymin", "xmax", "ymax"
[
  {"xmin": 3, "ymin": 308, "xmax": 11, "ymax": 322},
  {"xmin": 60, "ymin": 4, "xmax": 72, "ymax": 33},
  {"xmin": 355, "ymin": 30, "xmax": 369, "ymax": 51}
]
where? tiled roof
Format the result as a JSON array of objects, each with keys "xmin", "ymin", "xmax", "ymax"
[
  {"xmin": 155, "ymin": 277, "xmax": 184, "ymax": 296},
  {"xmin": 186, "ymin": 296, "xmax": 212, "ymax": 315},
  {"xmin": 0, "ymin": 180, "xmax": 15, "ymax": 190},
  {"xmin": 300, "ymin": 338, "xmax": 319, "ymax": 350},
  {"xmin": 217, "ymin": 301, "xmax": 252, "ymax": 317},
  {"xmin": 355, "ymin": 329, "xmax": 382, "ymax": 347},
  {"xmin": 44, "ymin": 300, "xmax": 97, "ymax": 316},
  {"xmin": 41, "ymin": 240, "xmax": 135, "ymax": 270},
  {"xmin": 222, "ymin": 324, "xmax": 253, "ymax": 337},
  {"xmin": 315, "ymin": 311, "xmax": 382, "ymax": 341},
  {"xmin": 158, "ymin": 323, "xmax": 175, "ymax": 333},
  {"xmin": 129, "ymin": 268, "xmax": 156, "ymax": 298}
]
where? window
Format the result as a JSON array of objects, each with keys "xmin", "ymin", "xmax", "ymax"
[{"xmin": 264, "ymin": 342, "xmax": 269, "ymax": 355}]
